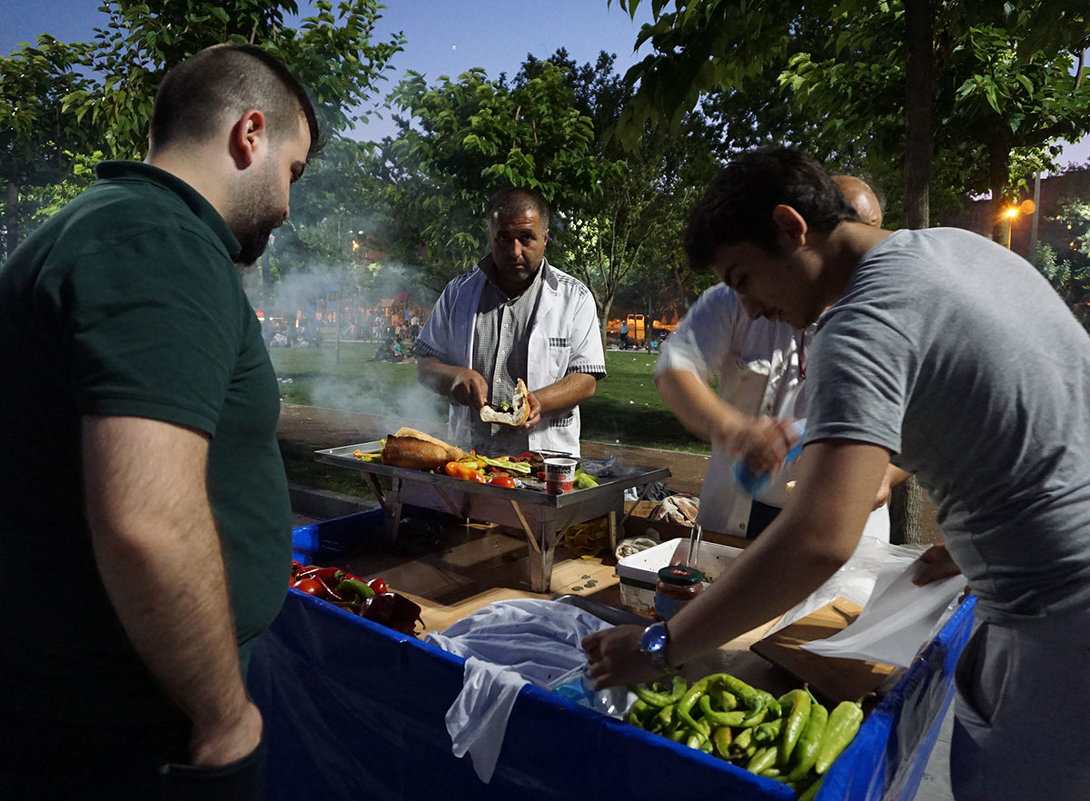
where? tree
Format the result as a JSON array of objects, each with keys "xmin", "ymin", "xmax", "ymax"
[
  {"xmin": 0, "ymin": 38, "xmax": 96, "ymax": 256},
  {"xmin": 369, "ymin": 47, "xmax": 720, "ymax": 345},
  {"xmin": 62, "ymin": 0, "xmax": 405, "ymax": 158},
  {"xmin": 1033, "ymin": 197, "xmax": 1090, "ymax": 311},
  {"xmin": 520, "ymin": 51, "xmax": 719, "ymax": 342},
  {"xmin": 610, "ymin": 1, "xmax": 1090, "ymax": 236},
  {"xmin": 784, "ymin": 3, "xmax": 1090, "ymax": 239},
  {"xmin": 3, "ymin": 1, "xmax": 403, "ymax": 278}
]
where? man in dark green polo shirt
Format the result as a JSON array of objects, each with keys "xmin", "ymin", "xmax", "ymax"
[{"xmin": 0, "ymin": 44, "xmax": 320, "ymax": 799}]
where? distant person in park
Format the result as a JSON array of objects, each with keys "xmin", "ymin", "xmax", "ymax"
[
  {"xmin": 414, "ymin": 186, "xmax": 606, "ymax": 456},
  {"xmin": 0, "ymin": 44, "xmax": 319, "ymax": 799},
  {"xmin": 654, "ymin": 175, "xmax": 894, "ymax": 543},
  {"xmin": 584, "ymin": 145, "xmax": 1090, "ymax": 801},
  {"xmin": 619, "ymin": 319, "xmax": 630, "ymax": 349},
  {"xmin": 373, "ymin": 335, "xmax": 397, "ymax": 362}
]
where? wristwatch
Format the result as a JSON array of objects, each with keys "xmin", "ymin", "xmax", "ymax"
[{"xmin": 640, "ymin": 621, "xmax": 676, "ymax": 673}]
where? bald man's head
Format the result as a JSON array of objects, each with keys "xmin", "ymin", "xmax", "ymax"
[{"xmin": 832, "ymin": 175, "xmax": 883, "ymax": 227}]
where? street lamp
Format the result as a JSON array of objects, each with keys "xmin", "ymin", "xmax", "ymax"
[{"xmin": 1004, "ymin": 206, "xmax": 1019, "ymax": 249}]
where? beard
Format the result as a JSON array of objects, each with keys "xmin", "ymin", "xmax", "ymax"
[
  {"xmin": 234, "ymin": 215, "xmax": 280, "ymax": 266},
  {"xmin": 227, "ymin": 167, "xmax": 286, "ymax": 266}
]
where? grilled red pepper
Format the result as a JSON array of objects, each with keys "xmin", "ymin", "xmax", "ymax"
[{"xmin": 444, "ymin": 461, "xmax": 487, "ymax": 482}]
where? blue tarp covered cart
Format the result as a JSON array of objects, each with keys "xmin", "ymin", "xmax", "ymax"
[{"xmin": 247, "ymin": 510, "xmax": 975, "ymax": 801}]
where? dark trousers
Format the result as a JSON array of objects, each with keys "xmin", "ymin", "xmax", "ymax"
[
  {"xmin": 0, "ymin": 718, "xmax": 266, "ymax": 801},
  {"xmin": 746, "ymin": 500, "xmax": 782, "ymax": 539}
]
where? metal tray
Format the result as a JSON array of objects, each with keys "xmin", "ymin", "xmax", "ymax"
[
  {"xmin": 315, "ymin": 440, "xmax": 671, "ymax": 593},
  {"xmin": 315, "ymin": 441, "xmax": 669, "ymax": 508}
]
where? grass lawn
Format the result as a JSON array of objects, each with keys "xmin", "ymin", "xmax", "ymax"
[{"xmin": 270, "ymin": 341, "xmax": 709, "ymax": 455}]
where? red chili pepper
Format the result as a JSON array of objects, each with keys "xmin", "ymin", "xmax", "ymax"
[
  {"xmin": 292, "ymin": 566, "xmax": 349, "ymax": 599},
  {"xmin": 368, "ymin": 577, "xmax": 389, "ymax": 595},
  {"xmin": 292, "ymin": 578, "xmax": 324, "ymax": 596},
  {"xmin": 489, "ymin": 475, "xmax": 516, "ymax": 488}
]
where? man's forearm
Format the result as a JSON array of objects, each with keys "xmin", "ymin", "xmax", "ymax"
[
  {"xmin": 655, "ymin": 369, "xmax": 749, "ymax": 446},
  {"xmin": 83, "ymin": 416, "xmax": 255, "ymax": 750},
  {"xmin": 533, "ymin": 372, "xmax": 596, "ymax": 415},
  {"xmin": 582, "ymin": 440, "xmax": 890, "ymax": 689},
  {"xmin": 416, "ymin": 356, "xmax": 459, "ymax": 397}
]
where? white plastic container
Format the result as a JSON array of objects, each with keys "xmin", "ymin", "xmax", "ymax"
[{"xmin": 616, "ymin": 538, "xmax": 744, "ymax": 616}]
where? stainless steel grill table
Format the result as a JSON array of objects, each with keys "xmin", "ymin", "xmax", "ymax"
[{"xmin": 314, "ymin": 441, "xmax": 671, "ymax": 593}]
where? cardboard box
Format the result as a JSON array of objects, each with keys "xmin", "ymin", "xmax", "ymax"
[{"xmin": 616, "ymin": 538, "xmax": 744, "ymax": 616}]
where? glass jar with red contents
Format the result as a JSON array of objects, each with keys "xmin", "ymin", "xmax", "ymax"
[{"xmin": 654, "ymin": 564, "xmax": 704, "ymax": 621}]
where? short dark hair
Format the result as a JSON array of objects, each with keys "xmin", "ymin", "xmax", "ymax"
[
  {"xmin": 150, "ymin": 43, "xmax": 322, "ymax": 158},
  {"xmin": 486, "ymin": 187, "xmax": 550, "ymax": 230},
  {"xmin": 683, "ymin": 145, "xmax": 859, "ymax": 271}
]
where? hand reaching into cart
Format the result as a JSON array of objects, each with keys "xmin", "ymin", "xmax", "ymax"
[{"xmin": 582, "ymin": 624, "xmax": 664, "ymax": 689}]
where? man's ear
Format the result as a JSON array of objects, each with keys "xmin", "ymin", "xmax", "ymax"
[
  {"xmin": 771, "ymin": 204, "xmax": 808, "ymax": 249},
  {"xmin": 229, "ymin": 109, "xmax": 267, "ymax": 169}
]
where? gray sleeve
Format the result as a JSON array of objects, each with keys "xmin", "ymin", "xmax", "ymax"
[{"xmin": 804, "ymin": 303, "xmax": 911, "ymax": 456}]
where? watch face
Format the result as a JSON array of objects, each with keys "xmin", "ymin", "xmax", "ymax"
[{"xmin": 641, "ymin": 622, "xmax": 667, "ymax": 654}]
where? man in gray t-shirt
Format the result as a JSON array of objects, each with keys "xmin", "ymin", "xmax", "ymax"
[{"xmin": 582, "ymin": 145, "xmax": 1090, "ymax": 801}]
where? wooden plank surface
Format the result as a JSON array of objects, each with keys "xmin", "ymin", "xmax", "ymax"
[{"xmin": 750, "ymin": 597, "xmax": 899, "ymax": 705}]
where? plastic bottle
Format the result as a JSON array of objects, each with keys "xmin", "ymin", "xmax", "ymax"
[{"xmin": 732, "ymin": 418, "xmax": 807, "ymax": 497}]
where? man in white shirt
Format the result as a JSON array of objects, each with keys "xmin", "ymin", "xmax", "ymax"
[
  {"xmin": 654, "ymin": 176, "xmax": 892, "ymax": 541},
  {"xmin": 414, "ymin": 187, "xmax": 606, "ymax": 457}
]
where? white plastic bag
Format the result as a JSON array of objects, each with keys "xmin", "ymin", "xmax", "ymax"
[
  {"xmin": 769, "ymin": 537, "xmax": 918, "ymax": 633},
  {"xmin": 800, "ymin": 554, "xmax": 966, "ymax": 667}
]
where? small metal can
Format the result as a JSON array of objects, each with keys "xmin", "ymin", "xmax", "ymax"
[{"xmin": 654, "ymin": 564, "xmax": 704, "ymax": 621}]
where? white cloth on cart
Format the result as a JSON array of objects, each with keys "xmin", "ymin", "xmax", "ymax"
[{"xmin": 424, "ymin": 599, "xmax": 610, "ymax": 783}]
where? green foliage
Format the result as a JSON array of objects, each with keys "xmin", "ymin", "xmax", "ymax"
[
  {"xmin": 1039, "ymin": 197, "xmax": 1090, "ymax": 302},
  {"xmin": 605, "ymin": 1, "xmax": 1090, "ymax": 230},
  {"xmin": 1058, "ymin": 197, "xmax": 1090, "ymax": 261},
  {"xmin": 537, "ymin": 51, "xmax": 718, "ymax": 334},
  {"xmin": 3, "ymin": 2, "xmax": 402, "ymax": 272},
  {"xmin": 0, "ymin": 37, "xmax": 97, "ymax": 255},
  {"xmin": 366, "ymin": 47, "xmax": 720, "ymax": 329},
  {"xmin": 1031, "ymin": 240, "xmax": 1066, "ymax": 288},
  {"xmin": 60, "ymin": 0, "xmax": 405, "ymax": 158}
]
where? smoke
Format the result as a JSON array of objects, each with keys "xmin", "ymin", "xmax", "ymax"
[
  {"xmin": 243, "ymin": 261, "xmax": 450, "ymax": 434},
  {"xmin": 308, "ymin": 371, "xmax": 448, "ymax": 431}
]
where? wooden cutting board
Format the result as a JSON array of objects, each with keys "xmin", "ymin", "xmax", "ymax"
[{"xmin": 750, "ymin": 597, "xmax": 899, "ymax": 705}]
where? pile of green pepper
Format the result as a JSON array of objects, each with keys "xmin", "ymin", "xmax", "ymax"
[{"xmin": 626, "ymin": 673, "xmax": 863, "ymax": 799}]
